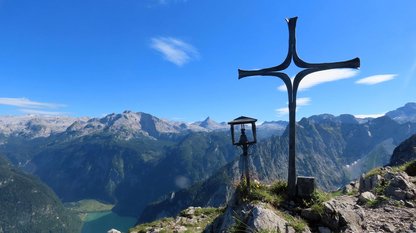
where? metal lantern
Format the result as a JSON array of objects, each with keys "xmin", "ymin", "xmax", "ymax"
[{"xmin": 228, "ymin": 116, "xmax": 257, "ymax": 146}]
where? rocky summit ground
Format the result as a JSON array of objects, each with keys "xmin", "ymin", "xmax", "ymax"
[
  {"xmin": 130, "ymin": 160, "xmax": 416, "ymax": 233},
  {"xmin": 363, "ymin": 201, "xmax": 416, "ymax": 232},
  {"xmin": 129, "ymin": 207, "xmax": 224, "ymax": 233},
  {"xmin": 302, "ymin": 194, "xmax": 416, "ymax": 233}
]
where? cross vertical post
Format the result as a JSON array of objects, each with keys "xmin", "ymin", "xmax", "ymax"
[{"xmin": 238, "ymin": 17, "xmax": 360, "ymax": 198}]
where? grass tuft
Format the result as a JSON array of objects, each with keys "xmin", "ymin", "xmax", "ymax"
[
  {"xmin": 399, "ymin": 159, "xmax": 416, "ymax": 176},
  {"xmin": 278, "ymin": 211, "xmax": 307, "ymax": 233},
  {"xmin": 238, "ymin": 180, "xmax": 287, "ymax": 208},
  {"xmin": 366, "ymin": 195, "xmax": 388, "ymax": 208}
]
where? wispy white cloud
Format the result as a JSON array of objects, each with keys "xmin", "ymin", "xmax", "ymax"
[
  {"xmin": 278, "ymin": 69, "xmax": 358, "ymax": 91},
  {"xmin": 19, "ymin": 109, "xmax": 66, "ymax": 116},
  {"xmin": 0, "ymin": 97, "xmax": 65, "ymax": 109},
  {"xmin": 0, "ymin": 97, "xmax": 67, "ymax": 116},
  {"xmin": 354, "ymin": 113, "xmax": 385, "ymax": 119},
  {"xmin": 355, "ymin": 74, "xmax": 397, "ymax": 85},
  {"xmin": 276, "ymin": 107, "xmax": 289, "ymax": 116},
  {"xmin": 275, "ymin": 97, "xmax": 311, "ymax": 116},
  {"xmin": 297, "ymin": 97, "xmax": 311, "ymax": 106},
  {"xmin": 150, "ymin": 37, "xmax": 199, "ymax": 66}
]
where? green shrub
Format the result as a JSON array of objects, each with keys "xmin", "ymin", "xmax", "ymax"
[
  {"xmin": 301, "ymin": 189, "xmax": 336, "ymax": 217},
  {"xmin": 302, "ymin": 190, "xmax": 330, "ymax": 208},
  {"xmin": 310, "ymin": 202, "xmax": 325, "ymax": 216},
  {"xmin": 237, "ymin": 180, "xmax": 287, "ymax": 208},
  {"xmin": 366, "ymin": 196, "xmax": 388, "ymax": 208},
  {"xmin": 279, "ymin": 211, "xmax": 307, "ymax": 233},
  {"xmin": 365, "ymin": 167, "xmax": 384, "ymax": 178},
  {"xmin": 270, "ymin": 180, "xmax": 287, "ymax": 195},
  {"xmin": 373, "ymin": 181, "xmax": 389, "ymax": 196},
  {"xmin": 404, "ymin": 160, "xmax": 416, "ymax": 176}
]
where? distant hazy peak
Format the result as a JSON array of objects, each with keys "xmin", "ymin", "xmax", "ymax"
[
  {"xmin": 386, "ymin": 102, "xmax": 416, "ymax": 123},
  {"xmin": 0, "ymin": 115, "xmax": 83, "ymax": 138},
  {"xmin": 192, "ymin": 116, "xmax": 228, "ymax": 131}
]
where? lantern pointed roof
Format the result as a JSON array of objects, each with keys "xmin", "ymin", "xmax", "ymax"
[{"xmin": 228, "ymin": 116, "xmax": 257, "ymax": 125}]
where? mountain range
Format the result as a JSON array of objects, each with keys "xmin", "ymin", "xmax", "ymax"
[
  {"xmin": 1, "ymin": 102, "xmax": 416, "ymax": 227},
  {"xmin": 0, "ymin": 112, "xmax": 287, "ymax": 140},
  {"xmin": 139, "ymin": 111, "xmax": 416, "ymax": 222}
]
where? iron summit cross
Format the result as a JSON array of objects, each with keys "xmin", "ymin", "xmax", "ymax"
[{"xmin": 238, "ymin": 17, "xmax": 360, "ymax": 197}]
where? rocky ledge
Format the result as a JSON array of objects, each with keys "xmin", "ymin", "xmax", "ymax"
[
  {"xmin": 300, "ymin": 160, "xmax": 416, "ymax": 232},
  {"xmin": 130, "ymin": 160, "xmax": 416, "ymax": 232},
  {"xmin": 129, "ymin": 207, "xmax": 223, "ymax": 233}
]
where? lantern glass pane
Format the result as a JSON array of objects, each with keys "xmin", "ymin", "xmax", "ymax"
[{"xmin": 235, "ymin": 123, "xmax": 255, "ymax": 143}]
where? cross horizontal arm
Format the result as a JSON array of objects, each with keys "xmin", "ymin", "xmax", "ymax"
[
  {"xmin": 238, "ymin": 69, "xmax": 291, "ymax": 84},
  {"xmin": 293, "ymin": 55, "xmax": 360, "ymax": 70},
  {"xmin": 238, "ymin": 69, "xmax": 275, "ymax": 79}
]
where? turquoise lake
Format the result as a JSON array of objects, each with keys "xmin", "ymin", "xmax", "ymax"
[{"xmin": 81, "ymin": 211, "xmax": 136, "ymax": 233}]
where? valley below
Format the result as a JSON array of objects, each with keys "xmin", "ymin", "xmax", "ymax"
[{"xmin": 64, "ymin": 199, "xmax": 136, "ymax": 233}]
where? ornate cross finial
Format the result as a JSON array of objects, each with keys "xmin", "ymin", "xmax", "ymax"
[{"xmin": 238, "ymin": 17, "xmax": 360, "ymax": 197}]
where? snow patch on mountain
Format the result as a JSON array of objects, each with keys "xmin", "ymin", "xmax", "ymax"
[{"xmin": 0, "ymin": 115, "xmax": 85, "ymax": 138}]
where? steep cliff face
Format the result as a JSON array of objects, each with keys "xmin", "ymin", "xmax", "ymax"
[
  {"xmin": 390, "ymin": 134, "xmax": 416, "ymax": 166},
  {"xmin": 0, "ymin": 155, "xmax": 82, "ymax": 233}
]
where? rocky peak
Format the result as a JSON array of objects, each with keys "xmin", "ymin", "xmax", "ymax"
[
  {"xmin": 338, "ymin": 114, "xmax": 359, "ymax": 124},
  {"xmin": 386, "ymin": 102, "xmax": 416, "ymax": 123},
  {"xmin": 308, "ymin": 113, "xmax": 337, "ymax": 124},
  {"xmin": 390, "ymin": 134, "xmax": 416, "ymax": 166},
  {"xmin": 199, "ymin": 117, "xmax": 213, "ymax": 127},
  {"xmin": 192, "ymin": 117, "xmax": 227, "ymax": 131},
  {"xmin": 63, "ymin": 111, "xmax": 188, "ymax": 139},
  {"xmin": 101, "ymin": 111, "xmax": 142, "ymax": 131}
]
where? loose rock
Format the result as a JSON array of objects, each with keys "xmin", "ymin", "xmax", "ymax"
[
  {"xmin": 246, "ymin": 203, "xmax": 295, "ymax": 233},
  {"xmin": 358, "ymin": 191, "xmax": 376, "ymax": 205}
]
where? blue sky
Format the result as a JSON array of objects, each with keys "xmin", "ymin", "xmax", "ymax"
[{"xmin": 0, "ymin": 0, "xmax": 415, "ymax": 123}]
